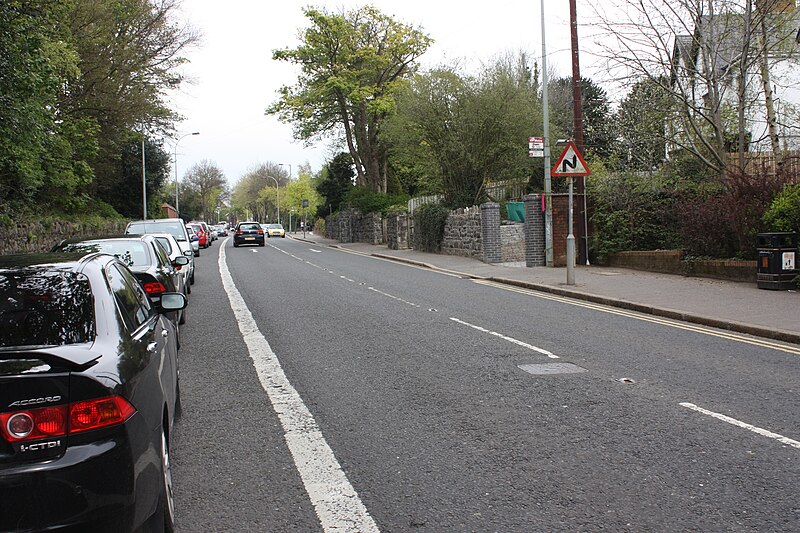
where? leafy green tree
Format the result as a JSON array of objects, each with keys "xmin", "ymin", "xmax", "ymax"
[
  {"xmin": 231, "ymin": 163, "xmax": 288, "ymax": 221},
  {"xmin": 384, "ymin": 51, "xmax": 541, "ymax": 208},
  {"xmin": 269, "ymin": 5, "xmax": 432, "ymax": 193},
  {"xmin": 0, "ymin": 1, "xmax": 81, "ymax": 216},
  {"xmin": 763, "ymin": 183, "xmax": 800, "ymax": 233},
  {"xmin": 316, "ymin": 153, "xmax": 355, "ymax": 217},
  {"xmin": 614, "ymin": 77, "xmax": 671, "ymax": 171},
  {"xmin": 548, "ymin": 77, "xmax": 616, "ymax": 159},
  {"xmin": 66, "ymin": 0, "xmax": 199, "ymax": 207},
  {"xmin": 98, "ymin": 136, "xmax": 171, "ymax": 219}
]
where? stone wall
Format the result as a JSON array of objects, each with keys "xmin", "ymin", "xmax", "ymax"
[
  {"xmin": 1, "ymin": 219, "xmax": 129, "ymax": 256},
  {"xmin": 500, "ymin": 224, "xmax": 525, "ymax": 262},
  {"xmin": 386, "ymin": 212, "xmax": 409, "ymax": 250},
  {"xmin": 441, "ymin": 206, "xmax": 482, "ymax": 258},
  {"xmin": 325, "ymin": 209, "xmax": 383, "ymax": 244}
]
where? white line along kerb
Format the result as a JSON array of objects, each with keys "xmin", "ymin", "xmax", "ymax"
[{"xmin": 219, "ymin": 244, "xmax": 380, "ymax": 532}]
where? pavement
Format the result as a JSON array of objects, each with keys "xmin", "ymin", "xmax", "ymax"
[{"xmin": 287, "ymin": 232, "xmax": 800, "ymax": 345}]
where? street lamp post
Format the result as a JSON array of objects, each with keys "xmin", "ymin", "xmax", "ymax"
[
  {"xmin": 142, "ymin": 137, "xmax": 147, "ymax": 219},
  {"xmin": 173, "ymin": 132, "xmax": 200, "ymax": 216},
  {"xmin": 267, "ymin": 176, "xmax": 280, "ymax": 224},
  {"xmin": 279, "ymin": 163, "xmax": 292, "ymax": 180}
]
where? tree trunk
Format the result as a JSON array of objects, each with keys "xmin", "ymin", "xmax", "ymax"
[{"xmin": 758, "ymin": 9, "xmax": 782, "ymax": 168}]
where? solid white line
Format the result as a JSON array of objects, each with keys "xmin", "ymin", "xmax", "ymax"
[
  {"xmin": 219, "ymin": 245, "xmax": 380, "ymax": 532},
  {"xmin": 449, "ymin": 317, "xmax": 559, "ymax": 359},
  {"xmin": 680, "ymin": 402, "xmax": 800, "ymax": 449}
]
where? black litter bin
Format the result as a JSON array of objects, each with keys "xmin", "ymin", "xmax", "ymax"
[{"xmin": 756, "ymin": 232, "xmax": 798, "ymax": 290}]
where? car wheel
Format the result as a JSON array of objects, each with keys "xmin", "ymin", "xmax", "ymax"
[
  {"xmin": 158, "ymin": 423, "xmax": 176, "ymax": 533},
  {"xmin": 233, "ymin": 243, "xmax": 239, "ymax": 247},
  {"xmin": 190, "ymin": 272, "xmax": 195, "ymax": 285},
  {"xmin": 259, "ymin": 242, "xmax": 265, "ymax": 247},
  {"xmin": 178, "ymin": 308, "xmax": 186, "ymax": 325},
  {"xmin": 194, "ymin": 250, "xmax": 200, "ymax": 257}
]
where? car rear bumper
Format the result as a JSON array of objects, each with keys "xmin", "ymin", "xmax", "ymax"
[
  {"xmin": 233, "ymin": 236, "xmax": 265, "ymax": 245},
  {"xmin": 0, "ymin": 416, "xmax": 159, "ymax": 532}
]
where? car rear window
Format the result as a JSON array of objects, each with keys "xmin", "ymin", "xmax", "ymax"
[
  {"xmin": 240, "ymin": 223, "xmax": 260, "ymax": 230},
  {"xmin": 57, "ymin": 241, "xmax": 150, "ymax": 267},
  {"xmin": 0, "ymin": 271, "xmax": 95, "ymax": 347},
  {"xmin": 128, "ymin": 221, "xmax": 187, "ymax": 241}
]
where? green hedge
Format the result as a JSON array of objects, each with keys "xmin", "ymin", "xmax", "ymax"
[{"xmin": 413, "ymin": 203, "xmax": 449, "ymax": 252}]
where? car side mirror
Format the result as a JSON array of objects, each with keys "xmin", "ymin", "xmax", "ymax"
[
  {"xmin": 173, "ymin": 256, "xmax": 190, "ymax": 266},
  {"xmin": 183, "ymin": 250, "xmax": 194, "ymax": 257},
  {"xmin": 191, "ymin": 235, "xmax": 199, "ymax": 242},
  {"xmin": 160, "ymin": 292, "xmax": 187, "ymax": 311}
]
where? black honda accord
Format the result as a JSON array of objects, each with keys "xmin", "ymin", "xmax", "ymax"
[{"xmin": 0, "ymin": 252, "xmax": 186, "ymax": 532}]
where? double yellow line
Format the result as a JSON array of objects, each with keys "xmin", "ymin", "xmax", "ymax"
[{"xmin": 473, "ymin": 279, "xmax": 800, "ymax": 356}]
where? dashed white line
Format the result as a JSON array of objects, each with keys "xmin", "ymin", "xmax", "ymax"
[
  {"xmin": 219, "ymin": 244, "xmax": 379, "ymax": 532},
  {"xmin": 449, "ymin": 317, "xmax": 559, "ymax": 359},
  {"xmin": 367, "ymin": 287, "xmax": 420, "ymax": 307},
  {"xmin": 680, "ymin": 402, "xmax": 800, "ymax": 449}
]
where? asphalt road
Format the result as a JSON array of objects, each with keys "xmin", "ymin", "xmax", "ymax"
[{"xmin": 172, "ymin": 236, "xmax": 800, "ymax": 532}]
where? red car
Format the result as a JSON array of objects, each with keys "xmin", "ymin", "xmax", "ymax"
[{"xmin": 187, "ymin": 223, "xmax": 208, "ymax": 248}]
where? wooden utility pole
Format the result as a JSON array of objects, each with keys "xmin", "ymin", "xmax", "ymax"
[{"xmin": 569, "ymin": 0, "xmax": 589, "ymax": 265}]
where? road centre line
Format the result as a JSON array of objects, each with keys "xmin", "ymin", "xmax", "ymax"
[
  {"xmin": 473, "ymin": 280, "xmax": 800, "ymax": 356},
  {"xmin": 680, "ymin": 402, "xmax": 800, "ymax": 449},
  {"xmin": 219, "ymin": 245, "xmax": 379, "ymax": 532},
  {"xmin": 368, "ymin": 286, "xmax": 420, "ymax": 307},
  {"xmin": 449, "ymin": 317, "xmax": 559, "ymax": 359}
]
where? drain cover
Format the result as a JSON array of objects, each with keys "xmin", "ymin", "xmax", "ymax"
[{"xmin": 518, "ymin": 363, "xmax": 587, "ymax": 375}]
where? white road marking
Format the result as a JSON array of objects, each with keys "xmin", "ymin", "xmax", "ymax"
[
  {"xmin": 367, "ymin": 287, "xmax": 420, "ymax": 308},
  {"xmin": 310, "ymin": 249, "xmax": 322, "ymax": 253},
  {"xmin": 680, "ymin": 402, "xmax": 800, "ymax": 449},
  {"xmin": 219, "ymin": 245, "xmax": 380, "ymax": 532},
  {"xmin": 449, "ymin": 317, "xmax": 559, "ymax": 359}
]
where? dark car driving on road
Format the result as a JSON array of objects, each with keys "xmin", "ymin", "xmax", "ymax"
[
  {"xmin": 0, "ymin": 252, "xmax": 186, "ymax": 532},
  {"xmin": 233, "ymin": 221, "xmax": 265, "ymax": 247}
]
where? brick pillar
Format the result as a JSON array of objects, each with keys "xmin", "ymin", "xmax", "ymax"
[
  {"xmin": 524, "ymin": 194, "xmax": 545, "ymax": 267},
  {"xmin": 481, "ymin": 202, "xmax": 501, "ymax": 264}
]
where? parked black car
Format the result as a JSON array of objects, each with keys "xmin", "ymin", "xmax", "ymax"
[
  {"xmin": 51, "ymin": 235, "xmax": 189, "ymax": 326},
  {"xmin": 0, "ymin": 252, "xmax": 186, "ymax": 532},
  {"xmin": 233, "ymin": 221, "xmax": 265, "ymax": 247}
]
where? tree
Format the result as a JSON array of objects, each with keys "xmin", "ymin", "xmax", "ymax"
[
  {"xmin": 231, "ymin": 163, "xmax": 289, "ymax": 221},
  {"xmin": 269, "ymin": 5, "xmax": 432, "ymax": 193},
  {"xmin": 97, "ymin": 135, "xmax": 171, "ymax": 219},
  {"xmin": 316, "ymin": 153, "xmax": 355, "ymax": 217},
  {"xmin": 614, "ymin": 77, "xmax": 671, "ymax": 171},
  {"xmin": 65, "ymin": 0, "xmax": 199, "ymax": 205},
  {"xmin": 548, "ymin": 77, "xmax": 616, "ymax": 160},
  {"xmin": 384, "ymin": 51, "xmax": 542, "ymax": 207},
  {"xmin": 590, "ymin": 0, "xmax": 800, "ymax": 177},
  {"xmin": 182, "ymin": 161, "xmax": 227, "ymax": 221},
  {"xmin": 0, "ymin": 1, "xmax": 83, "ymax": 217}
]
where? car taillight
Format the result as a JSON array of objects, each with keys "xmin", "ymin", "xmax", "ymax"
[
  {"xmin": 257, "ymin": 229, "xmax": 264, "ymax": 235},
  {"xmin": 143, "ymin": 281, "xmax": 167, "ymax": 295},
  {"xmin": 69, "ymin": 396, "xmax": 136, "ymax": 433},
  {"xmin": 235, "ymin": 230, "xmax": 243, "ymax": 235},
  {"xmin": 0, "ymin": 396, "xmax": 135, "ymax": 443}
]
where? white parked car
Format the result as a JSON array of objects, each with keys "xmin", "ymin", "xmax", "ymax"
[{"xmin": 152, "ymin": 232, "xmax": 195, "ymax": 289}]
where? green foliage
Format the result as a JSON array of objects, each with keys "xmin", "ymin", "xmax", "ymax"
[
  {"xmin": 763, "ymin": 183, "xmax": 800, "ymax": 233},
  {"xmin": 344, "ymin": 187, "xmax": 409, "ymax": 215},
  {"xmin": 613, "ymin": 77, "xmax": 671, "ymax": 171},
  {"xmin": 269, "ymin": 5, "xmax": 432, "ymax": 192},
  {"xmin": 412, "ymin": 203, "xmax": 450, "ymax": 252},
  {"xmin": 589, "ymin": 171, "xmax": 682, "ymax": 259},
  {"xmin": 384, "ymin": 51, "xmax": 543, "ymax": 208},
  {"xmin": 316, "ymin": 153, "xmax": 355, "ymax": 217}
]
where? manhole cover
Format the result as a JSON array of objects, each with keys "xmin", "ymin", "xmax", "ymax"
[{"xmin": 518, "ymin": 363, "xmax": 587, "ymax": 375}]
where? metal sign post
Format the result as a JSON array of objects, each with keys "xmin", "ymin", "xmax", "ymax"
[{"xmin": 551, "ymin": 141, "xmax": 591, "ymax": 285}]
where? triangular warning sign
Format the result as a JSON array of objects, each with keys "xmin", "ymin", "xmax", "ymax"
[{"xmin": 551, "ymin": 141, "xmax": 591, "ymax": 177}]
